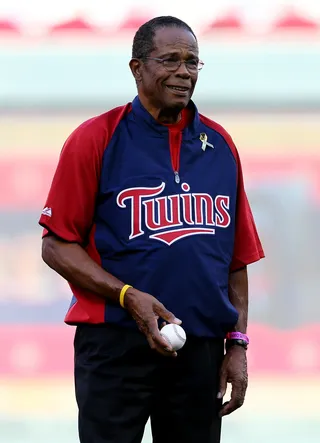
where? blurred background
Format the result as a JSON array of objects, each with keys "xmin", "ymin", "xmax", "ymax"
[{"xmin": 0, "ymin": 0, "xmax": 319, "ymax": 442}]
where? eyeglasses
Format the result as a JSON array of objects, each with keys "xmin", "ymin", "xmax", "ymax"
[{"xmin": 144, "ymin": 57, "xmax": 204, "ymax": 72}]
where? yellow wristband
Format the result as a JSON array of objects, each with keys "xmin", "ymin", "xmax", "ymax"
[{"xmin": 119, "ymin": 284, "xmax": 132, "ymax": 308}]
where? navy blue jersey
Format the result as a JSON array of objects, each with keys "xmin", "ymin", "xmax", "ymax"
[{"xmin": 39, "ymin": 97, "xmax": 264, "ymax": 338}]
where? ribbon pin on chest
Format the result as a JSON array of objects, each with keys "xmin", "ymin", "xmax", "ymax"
[{"xmin": 200, "ymin": 133, "xmax": 214, "ymax": 151}]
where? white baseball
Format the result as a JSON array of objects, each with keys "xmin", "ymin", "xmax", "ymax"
[{"xmin": 160, "ymin": 324, "xmax": 186, "ymax": 351}]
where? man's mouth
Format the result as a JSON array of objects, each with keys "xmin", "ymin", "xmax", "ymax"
[{"xmin": 166, "ymin": 86, "xmax": 189, "ymax": 92}]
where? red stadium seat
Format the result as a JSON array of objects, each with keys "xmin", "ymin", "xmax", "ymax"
[
  {"xmin": 0, "ymin": 19, "xmax": 20, "ymax": 34},
  {"xmin": 273, "ymin": 11, "xmax": 319, "ymax": 30},
  {"xmin": 118, "ymin": 12, "xmax": 153, "ymax": 31},
  {"xmin": 49, "ymin": 17, "xmax": 98, "ymax": 34},
  {"xmin": 205, "ymin": 13, "xmax": 244, "ymax": 32}
]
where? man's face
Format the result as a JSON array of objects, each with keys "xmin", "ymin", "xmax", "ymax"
[{"xmin": 133, "ymin": 27, "xmax": 199, "ymax": 111}]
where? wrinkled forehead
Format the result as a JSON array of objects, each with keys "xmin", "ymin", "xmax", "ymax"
[{"xmin": 151, "ymin": 26, "xmax": 199, "ymax": 57}]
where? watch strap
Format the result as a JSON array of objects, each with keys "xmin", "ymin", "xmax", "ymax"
[
  {"xmin": 225, "ymin": 339, "xmax": 248, "ymax": 351},
  {"xmin": 226, "ymin": 332, "xmax": 249, "ymax": 344}
]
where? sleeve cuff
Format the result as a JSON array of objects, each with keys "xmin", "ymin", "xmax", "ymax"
[
  {"xmin": 230, "ymin": 249, "xmax": 265, "ymax": 272},
  {"xmin": 39, "ymin": 220, "xmax": 82, "ymax": 243}
]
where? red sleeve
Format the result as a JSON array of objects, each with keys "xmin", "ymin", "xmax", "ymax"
[
  {"xmin": 230, "ymin": 151, "xmax": 265, "ymax": 271},
  {"xmin": 39, "ymin": 117, "xmax": 106, "ymax": 244},
  {"xmin": 198, "ymin": 114, "xmax": 265, "ymax": 271}
]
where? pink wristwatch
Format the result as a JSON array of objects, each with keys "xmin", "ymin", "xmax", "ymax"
[
  {"xmin": 226, "ymin": 332, "xmax": 249, "ymax": 344},
  {"xmin": 225, "ymin": 332, "xmax": 249, "ymax": 350}
]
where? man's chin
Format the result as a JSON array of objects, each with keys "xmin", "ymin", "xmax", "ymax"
[
  {"xmin": 165, "ymin": 97, "xmax": 190, "ymax": 111},
  {"xmin": 162, "ymin": 87, "xmax": 192, "ymax": 108}
]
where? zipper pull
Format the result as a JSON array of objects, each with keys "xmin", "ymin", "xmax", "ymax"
[{"xmin": 174, "ymin": 171, "xmax": 180, "ymax": 184}]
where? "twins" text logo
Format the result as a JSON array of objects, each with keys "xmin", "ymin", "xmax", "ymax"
[{"xmin": 117, "ymin": 182, "xmax": 231, "ymax": 246}]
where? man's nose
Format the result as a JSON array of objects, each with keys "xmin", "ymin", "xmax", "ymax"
[{"xmin": 175, "ymin": 61, "xmax": 191, "ymax": 77}]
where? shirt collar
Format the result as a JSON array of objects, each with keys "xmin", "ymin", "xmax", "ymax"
[{"xmin": 131, "ymin": 95, "xmax": 200, "ymax": 139}]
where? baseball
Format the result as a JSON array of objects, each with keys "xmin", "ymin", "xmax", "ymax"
[{"xmin": 160, "ymin": 324, "xmax": 186, "ymax": 351}]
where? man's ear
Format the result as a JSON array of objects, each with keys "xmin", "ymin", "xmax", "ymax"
[{"xmin": 129, "ymin": 59, "xmax": 143, "ymax": 83}]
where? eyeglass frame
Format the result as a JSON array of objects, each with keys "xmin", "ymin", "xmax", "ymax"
[{"xmin": 142, "ymin": 57, "xmax": 204, "ymax": 72}]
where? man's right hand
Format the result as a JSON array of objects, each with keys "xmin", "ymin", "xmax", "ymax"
[
  {"xmin": 124, "ymin": 287, "xmax": 181, "ymax": 357},
  {"xmin": 41, "ymin": 237, "xmax": 181, "ymax": 354}
]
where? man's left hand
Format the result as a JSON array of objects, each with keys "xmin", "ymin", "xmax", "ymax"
[{"xmin": 217, "ymin": 345, "xmax": 248, "ymax": 417}]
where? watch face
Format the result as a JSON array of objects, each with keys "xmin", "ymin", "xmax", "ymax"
[
  {"xmin": 236, "ymin": 339, "xmax": 248, "ymax": 349},
  {"xmin": 226, "ymin": 339, "xmax": 248, "ymax": 350}
]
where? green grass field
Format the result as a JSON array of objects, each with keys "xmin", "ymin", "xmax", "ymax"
[{"xmin": 1, "ymin": 376, "xmax": 319, "ymax": 443}]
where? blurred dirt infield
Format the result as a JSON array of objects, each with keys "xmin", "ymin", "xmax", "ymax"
[
  {"xmin": 0, "ymin": 376, "xmax": 319, "ymax": 419},
  {"xmin": 1, "ymin": 113, "xmax": 320, "ymax": 157}
]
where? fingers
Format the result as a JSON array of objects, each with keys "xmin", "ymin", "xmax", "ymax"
[
  {"xmin": 154, "ymin": 302, "xmax": 182, "ymax": 325},
  {"xmin": 217, "ymin": 370, "xmax": 228, "ymax": 400},
  {"xmin": 219, "ymin": 396, "xmax": 243, "ymax": 417},
  {"xmin": 219, "ymin": 381, "xmax": 247, "ymax": 417},
  {"xmin": 146, "ymin": 335, "xmax": 177, "ymax": 357},
  {"xmin": 127, "ymin": 292, "xmax": 180, "ymax": 357},
  {"xmin": 145, "ymin": 317, "xmax": 177, "ymax": 357}
]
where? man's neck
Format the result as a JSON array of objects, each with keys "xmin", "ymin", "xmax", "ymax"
[
  {"xmin": 157, "ymin": 109, "xmax": 182, "ymax": 124},
  {"xmin": 138, "ymin": 95, "xmax": 182, "ymax": 124}
]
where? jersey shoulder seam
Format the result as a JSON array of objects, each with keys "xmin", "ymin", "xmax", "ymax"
[{"xmin": 199, "ymin": 113, "xmax": 238, "ymax": 164}]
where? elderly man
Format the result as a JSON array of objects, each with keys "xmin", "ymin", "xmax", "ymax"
[{"xmin": 40, "ymin": 15, "xmax": 264, "ymax": 443}]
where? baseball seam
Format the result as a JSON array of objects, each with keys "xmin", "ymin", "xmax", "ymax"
[
  {"xmin": 173, "ymin": 324, "xmax": 186, "ymax": 342},
  {"xmin": 161, "ymin": 333, "xmax": 173, "ymax": 348}
]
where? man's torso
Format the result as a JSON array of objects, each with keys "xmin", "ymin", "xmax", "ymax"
[{"xmin": 69, "ymin": 98, "xmax": 240, "ymax": 337}]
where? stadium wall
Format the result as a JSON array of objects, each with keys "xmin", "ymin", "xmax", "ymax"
[{"xmin": 1, "ymin": 41, "xmax": 320, "ymax": 110}]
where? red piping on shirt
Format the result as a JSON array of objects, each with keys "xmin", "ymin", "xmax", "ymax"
[{"xmin": 169, "ymin": 129, "xmax": 182, "ymax": 174}]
